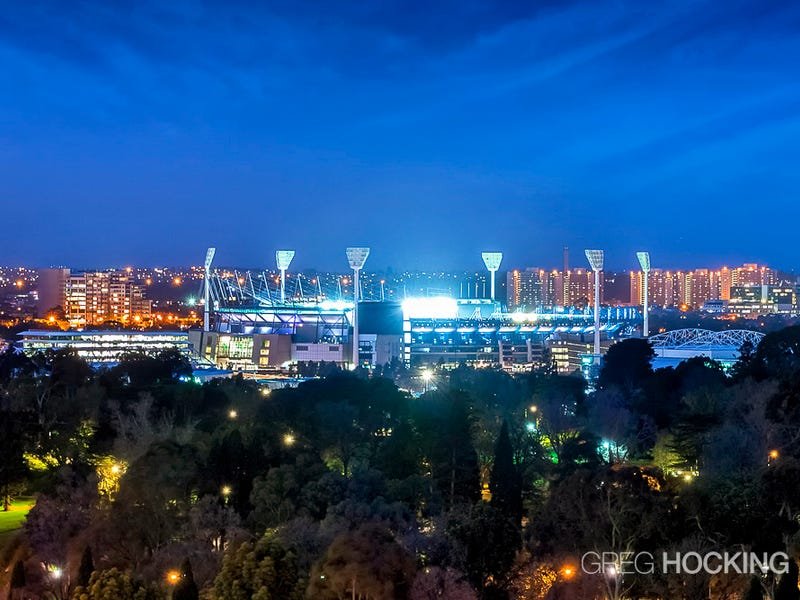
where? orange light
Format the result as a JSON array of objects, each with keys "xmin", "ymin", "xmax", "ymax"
[
  {"xmin": 145, "ymin": 278, "xmax": 152, "ymax": 285},
  {"xmin": 561, "ymin": 565, "xmax": 576, "ymax": 579},
  {"xmin": 173, "ymin": 277, "xmax": 182, "ymax": 286},
  {"xmin": 769, "ymin": 449, "xmax": 779, "ymax": 460},
  {"xmin": 48, "ymin": 315, "xmax": 55, "ymax": 323},
  {"xmin": 15, "ymin": 280, "xmax": 23, "ymax": 288},
  {"xmin": 166, "ymin": 570, "xmax": 181, "ymax": 585}
]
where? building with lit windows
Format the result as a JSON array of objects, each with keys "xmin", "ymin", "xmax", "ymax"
[
  {"xmin": 65, "ymin": 271, "xmax": 151, "ymax": 327},
  {"xmin": 629, "ymin": 263, "xmax": 781, "ymax": 310},
  {"xmin": 18, "ymin": 330, "xmax": 193, "ymax": 364}
]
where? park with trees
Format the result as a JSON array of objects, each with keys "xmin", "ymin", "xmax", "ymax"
[{"xmin": 2, "ymin": 326, "xmax": 800, "ymax": 598}]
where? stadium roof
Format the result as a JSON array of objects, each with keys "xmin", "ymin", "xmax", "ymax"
[{"xmin": 649, "ymin": 328, "xmax": 764, "ymax": 350}]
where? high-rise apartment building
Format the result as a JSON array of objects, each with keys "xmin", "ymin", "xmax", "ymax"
[
  {"xmin": 65, "ymin": 271, "xmax": 152, "ymax": 327},
  {"xmin": 506, "ymin": 268, "xmax": 602, "ymax": 310},
  {"xmin": 37, "ymin": 268, "xmax": 70, "ymax": 317},
  {"xmin": 629, "ymin": 263, "xmax": 780, "ymax": 310},
  {"xmin": 507, "ymin": 268, "xmax": 547, "ymax": 311},
  {"xmin": 731, "ymin": 263, "xmax": 777, "ymax": 287}
]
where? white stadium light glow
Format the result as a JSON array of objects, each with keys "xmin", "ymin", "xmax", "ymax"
[
  {"xmin": 401, "ymin": 297, "xmax": 459, "ymax": 320},
  {"xmin": 481, "ymin": 251, "xmax": 503, "ymax": 301},
  {"xmin": 276, "ymin": 250, "xmax": 295, "ymax": 303},
  {"xmin": 276, "ymin": 250, "xmax": 295, "ymax": 271},
  {"xmin": 585, "ymin": 249, "xmax": 604, "ymax": 272},
  {"xmin": 636, "ymin": 251, "xmax": 651, "ymax": 273},
  {"xmin": 204, "ymin": 247, "xmax": 216, "ymax": 269}
]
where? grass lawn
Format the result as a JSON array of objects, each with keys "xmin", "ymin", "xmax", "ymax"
[{"xmin": 0, "ymin": 497, "xmax": 34, "ymax": 551}]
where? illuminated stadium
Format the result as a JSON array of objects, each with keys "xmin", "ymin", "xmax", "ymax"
[
  {"xmin": 187, "ymin": 250, "xmax": 641, "ymax": 373},
  {"xmin": 649, "ymin": 328, "xmax": 765, "ymax": 370}
]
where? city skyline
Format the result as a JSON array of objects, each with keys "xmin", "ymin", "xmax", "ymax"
[{"xmin": 2, "ymin": 0, "xmax": 800, "ymax": 268}]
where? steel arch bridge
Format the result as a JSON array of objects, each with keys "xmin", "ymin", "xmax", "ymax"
[{"xmin": 648, "ymin": 328, "xmax": 765, "ymax": 349}]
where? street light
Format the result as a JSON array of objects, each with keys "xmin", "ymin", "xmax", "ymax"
[
  {"xmin": 636, "ymin": 251, "xmax": 651, "ymax": 337},
  {"xmin": 421, "ymin": 369, "xmax": 433, "ymax": 392},
  {"xmin": 283, "ymin": 433, "xmax": 296, "ymax": 447},
  {"xmin": 585, "ymin": 249, "xmax": 604, "ymax": 364}
]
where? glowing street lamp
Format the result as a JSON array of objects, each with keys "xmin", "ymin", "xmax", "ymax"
[
  {"xmin": 585, "ymin": 249, "xmax": 604, "ymax": 363},
  {"xmin": 636, "ymin": 251, "xmax": 651, "ymax": 337},
  {"xmin": 346, "ymin": 247, "xmax": 370, "ymax": 368},
  {"xmin": 421, "ymin": 369, "xmax": 433, "ymax": 392},
  {"xmin": 481, "ymin": 252, "xmax": 503, "ymax": 301},
  {"xmin": 276, "ymin": 250, "xmax": 295, "ymax": 303},
  {"xmin": 283, "ymin": 433, "xmax": 296, "ymax": 447},
  {"xmin": 166, "ymin": 570, "xmax": 181, "ymax": 585}
]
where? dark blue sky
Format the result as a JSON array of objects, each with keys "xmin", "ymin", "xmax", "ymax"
[{"xmin": 2, "ymin": 0, "xmax": 799, "ymax": 271}]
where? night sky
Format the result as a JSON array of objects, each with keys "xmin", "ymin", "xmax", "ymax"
[{"xmin": 2, "ymin": 0, "xmax": 799, "ymax": 271}]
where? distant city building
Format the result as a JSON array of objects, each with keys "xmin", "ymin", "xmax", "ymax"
[
  {"xmin": 506, "ymin": 268, "xmax": 548, "ymax": 311},
  {"xmin": 65, "ymin": 271, "xmax": 152, "ymax": 327},
  {"xmin": 629, "ymin": 263, "xmax": 782, "ymax": 312},
  {"xmin": 19, "ymin": 330, "xmax": 193, "ymax": 364},
  {"xmin": 37, "ymin": 268, "xmax": 70, "ymax": 316},
  {"xmin": 506, "ymin": 268, "xmax": 602, "ymax": 311}
]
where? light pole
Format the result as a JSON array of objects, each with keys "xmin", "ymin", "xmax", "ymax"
[
  {"xmin": 585, "ymin": 249, "xmax": 604, "ymax": 364},
  {"xmin": 481, "ymin": 252, "xmax": 503, "ymax": 301},
  {"xmin": 203, "ymin": 247, "xmax": 216, "ymax": 332},
  {"xmin": 276, "ymin": 250, "xmax": 295, "ymax": 303},
  {"xmin": 636, "ymin": 251, "xmax": 651, "ymax": 337},
  {"xmin": 346, "ymin": 247, "xmax": 370, "ymax": 368}
]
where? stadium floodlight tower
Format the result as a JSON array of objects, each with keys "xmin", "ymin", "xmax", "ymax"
[
  {"xmin": 346, "ymin": 247, "xmax": 370, "ymax": 368},
  {"xmin": 636, "ymin": 251, "xmax": 651, "ymax": 337},
  {"xmin": 481, "ymin": 252, "xmax": 503, "ymax": 301},
  {"xmin": 275, "ymin": 250, "xmax": 295, "ymax": 303},
  {"xmin": 203, "ymin": 247, "xmax": 216, "ymax": 332},
  {"xmin": 585, "ymin": 249, "xmax": 604, "ymax": 363}
]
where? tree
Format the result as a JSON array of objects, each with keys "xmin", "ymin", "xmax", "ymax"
[
  {"xmin": 70, "ymin": 568, "xmax": 162, "ymax": 600},
  {"xmin": 409, "ymin": 567, "xmax": 478, "ymax": 600},
  {"xmin": 489, "ymin": 421, "xmax": 522, "ymax": 523},
  {"xmin": 172, "ymin": 558, "xmax": 198, "ymax": 600},
  {"xmin": 776, "ymin": 558, "xmax": 800, "ymax": 600},
  {"xmin": 745, "ymin": 576, "xmax": 765, "ymax": 600},
  {"xmin": 597, "ymin": 338, "xmax": 654, "ymax": 392},
  {"xmin": 0, "ymin": 409, "xmax": 27, "ymax": 511},
  {"xmin": 308, "ymin": 523, "xmax": 415, "ymax": 600},
  {"xmin": 9, "ymin": 560, "xmax": 26, "ymax": 600},
  {"xmin": 77, "ymin": 546, "xmax": 95, "ymax": 588},
  {"xmin": 210, "ymin": 534, "xmax": 304, "ymax": 600},
  {"xmin": 446, "ymin": 503, "xmax": 521, "ymax": 595},
  {"xmin": 415, "ymin": 391, "xmax": 480, "ymax": 510}
]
